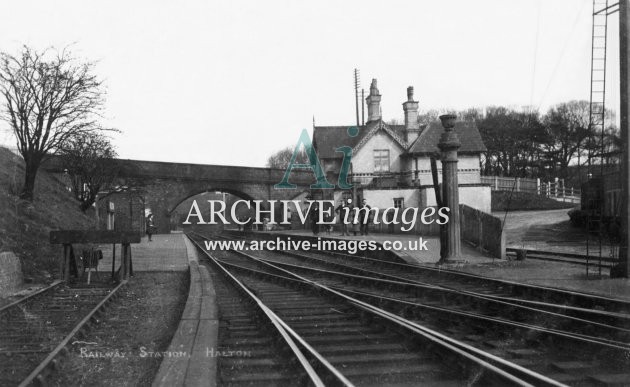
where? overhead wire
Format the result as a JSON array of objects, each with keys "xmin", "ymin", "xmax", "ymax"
[{"xmin": 537, "ymin": 0, "xmax": 590, "ymax": 111}]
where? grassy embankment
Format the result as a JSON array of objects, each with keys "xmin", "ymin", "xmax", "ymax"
[
  {"xmin": 491, "ymin": 191, "xmax": 577, "ymax": 212},
  {"xmin": 0, "ymin": 146, "xmax": 95, "ymax": 282}
]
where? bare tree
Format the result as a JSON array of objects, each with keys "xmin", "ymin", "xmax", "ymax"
[
  {"xmin": 477, "ymin": 106, "xmax": 547, "ymax": 177},
  {"xmin": 417, "ymin": 109, "xmax": 441, "ymax": 125},
  {"xmin": 385, "ymin": 118, "xmax": 403, "ymax": 126},
  {"xmin": 0, "ymin": 46, "xmax": 107, "ymax": 200},
  {"xmin": 266, "ymin": 146, "xmax": 308, "ymax": 169},
  {"xmin": 542, "ymin": 101, "xmax": 591, "ymax": 179},
  {"xmin": 60, "ymin": 132, "xmax": 118, "ymax": 212}
]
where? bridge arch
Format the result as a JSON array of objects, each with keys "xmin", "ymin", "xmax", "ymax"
[
  {"xmin": 43, "ymin": 157, "xmax": 316, "ymax": 234},
  {"xmin": 167, "ymin": 187, "xmax": 258, "ymax": 215}
]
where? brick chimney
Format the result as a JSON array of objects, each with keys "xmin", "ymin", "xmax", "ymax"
[
  {"xmin": 403, "ymin": 86, "xmax": 420, "ymax": 143},
  {"xmin": 366, "ymin": 79, "xmax": 381, "ymax": 122}
]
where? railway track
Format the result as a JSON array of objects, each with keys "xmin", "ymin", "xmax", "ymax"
[
  {"xmin": 224, "ymin": 231, "xmax": 630, "ymax": 323},
  {"xmin": 254, "ymin": 247, "xmax": 630, "ymax": 333},
  {"xmin": 206, "ymin": 254, "xmax": 320, "ymax": 385},
  {"xmin": 196, "ymin": 232, "xmax": 630, "ymax": 386},
  {"xmin": 0, "ymin": 280, "xmax": 124, "ymax": 386},
  {"xmin": 505, "ymin": 248, "xmax": 618, "ymax": 269},
  {"xmin": 189, "ymin": 233, "xmax": 575, "ymax": 386}
]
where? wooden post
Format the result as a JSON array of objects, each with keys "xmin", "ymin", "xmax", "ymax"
[
  {"xmin": 121, "ymin": 244, "xmax": 128, "ymax": 280},
  {"xmin": 129, "ymin": 247, "xmax": 134, "ymax": 277},
  {"xmin": 111, "ymin": 243, "xmax": 116, "ymax": 280},
  {"xmin": 62, "ymin": 244, "xmax": 71, "ymax": 280},
  {"xmin": 122, "ymin": 243, "xmax": 133, "ymax": 280},
  {"xmin": 50, "ymin": 230, "xmax": 141, "ymax": 281}
]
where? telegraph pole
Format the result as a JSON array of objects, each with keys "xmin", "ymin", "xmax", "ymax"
[
  {"xmin": 620, "ymin": 0, "xmax": 630, "ymax": 277},
  {"xmin": 354, "ymin": 69, "xmax": 361, "ymax": 127}
]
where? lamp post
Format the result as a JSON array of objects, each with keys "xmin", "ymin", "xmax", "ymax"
[{"xmin": 438, "ymin": 114, "xmax": 462, "ymax": 261}]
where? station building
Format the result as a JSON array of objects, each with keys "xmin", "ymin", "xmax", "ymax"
[{"xmin": 312, "ymin": 79, "xmax": 491, "ymax": 213}]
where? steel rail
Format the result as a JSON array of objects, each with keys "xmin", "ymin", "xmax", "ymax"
[
  {"xmin": 188, "ymin": 235, "xmax": 353, "ymax": 387},
  {"xmin": 219, "ymin": 247, "xmax": 564, "ymax": 387},
  {"xmin": 214, "ymin": 254, "xmax": 630, "ymax": 353},
  {"xmin": 18, "ymin": 281, "xmax": 127, "ymax": 387},
  {"xmin": 244, "ymin": 232, "xmax": 630, "ymax": 309},
  {"xmin": 203, "ymin": 260, "xmax": 540, "ymax": 386},
  {"xmin": 241, "ymin": 253, "xmax": 630, "ymax": 342},
  {"xmin": 330, "ymin": 286, "xmax": 630, "ymax": 350},
  {"xmin": 0, "ymin": 280, "xmax": 63, "ymax": 314},
  {"xmin": 212, "ymin": 232, "xmax": 630, "ymax": 332},
  {"xmin": 196, "ymin": 233, "xmax": 567, "ymax": 386},
  {"xmin": 506, "ymin": 247, "xmax": 618, "ymax": 263},
  {"xmin": 263, "ymin": 247, "xmax": 630, "ymax": 326},
  {"xmin": 220, "ymin": 231, "xmax": 630, "ymax": 309}
]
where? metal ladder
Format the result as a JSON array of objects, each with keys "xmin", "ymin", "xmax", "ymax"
[{"xmin": 588, "ymin": 0, "xmax": 609, "ymax": 171}]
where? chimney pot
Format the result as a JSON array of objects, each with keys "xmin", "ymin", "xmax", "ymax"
[
  {"xmin": 403, "ymin": 85, "xmax": 420, "ymax": 142},
  {"xmin": 366, "ymin": 78, "xmax": 382, "ymax": 122}
]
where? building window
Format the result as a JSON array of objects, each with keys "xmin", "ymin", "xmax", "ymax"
[
  {"xmin": 374, "ymin": 149, "xmax": 390, "ymax": 172},
  {"xmin": 393, "ymin": 197, "xmax": 404, "ymax": 209}
]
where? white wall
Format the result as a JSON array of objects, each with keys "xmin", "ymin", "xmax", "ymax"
[
  {"xmin": 421, "ymin": 185, "xmax": 491, "ymax": 213},
  {"xmin": 352, "ymin": 132, "xmax": 404, "ymax": 174},
  {"xmin": 361, "ymin": 189, "xmax": 421, "ymax": 209},
  {"xmin": 414, "ymin": 155, "xmax": 481, "ymax": 185}
]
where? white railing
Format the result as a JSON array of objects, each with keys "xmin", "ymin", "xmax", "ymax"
[{"xmin": 481, "ymin": 176, "xmax": 581, "ymax": 204}]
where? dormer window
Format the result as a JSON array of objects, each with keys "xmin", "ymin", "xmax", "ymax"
[{"xmin": 373, "ymin": 149, "xmax": 390, "ymax": 173}]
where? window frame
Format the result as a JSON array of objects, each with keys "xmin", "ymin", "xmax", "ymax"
[{"xmin": 373, "ymin": 149, "xmax": 390, "ymax": 173}]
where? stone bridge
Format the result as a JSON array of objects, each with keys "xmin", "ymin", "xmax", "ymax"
[{"xmin": 44, "ymin": 158, "xmax": 317, "ymax": 234}]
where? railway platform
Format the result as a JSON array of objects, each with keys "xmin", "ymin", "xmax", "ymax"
[
  {"xmin": 98, "ymin": 233, "xmax": 189, "ymax": 272},
  {"xmin": 152, "ymin": 235, "xmax": 218, "ymax": 387}
]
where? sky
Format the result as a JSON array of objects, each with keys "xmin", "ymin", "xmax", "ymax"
[{"xmin": 0, "ymin": 0, "xmax": 622, "ymax": 167}]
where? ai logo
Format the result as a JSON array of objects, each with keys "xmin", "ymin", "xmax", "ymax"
[{"xmin": 274, "ymin": 126, "xmax": 359, "ymax": 190}]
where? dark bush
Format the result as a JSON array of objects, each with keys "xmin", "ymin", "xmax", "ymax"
[{"xmin": 568, "ymin": 209, "xmax": 587, "ymax": 227}]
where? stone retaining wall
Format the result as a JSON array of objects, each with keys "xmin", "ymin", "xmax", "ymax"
[{"xmin": 0, "ymin": 252, "xmax": 23, "ymax": 295}]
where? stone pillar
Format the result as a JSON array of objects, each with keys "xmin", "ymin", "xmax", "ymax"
[{"xmin": 438, "ymin": 114, "xmax": 461, "ymax": 261}]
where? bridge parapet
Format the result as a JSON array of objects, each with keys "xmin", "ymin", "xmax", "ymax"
[
  {"xmin": 43, "ymin": 157, "xmax": 324, "ymax": 234},
  {"xmin": 43, "ymin": 157, "xmax": 316, "ymax": 186}
]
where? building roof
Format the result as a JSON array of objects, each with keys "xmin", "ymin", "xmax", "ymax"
[
  {"xmin": 313, "ymin": 120, "xmax": 407, "ymax": 159},
  {"xmin": 313, "ymin": 119, "xmax": 485, "ymax": 159},
  {"xmin": 407, "ymin": 121, "xmax": 487, "ymax": 155},
  {"xmin": 312, "ymin": 125, "xmax": 366, "ymax": 159}
]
